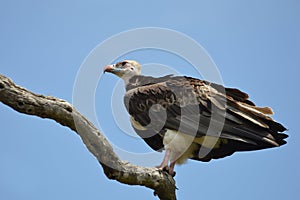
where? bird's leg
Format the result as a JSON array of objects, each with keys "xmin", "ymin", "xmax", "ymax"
[
  {"xmin": 168, "ymin": 161, "xmax": 176, "ymax": 177},
  {"xmin": 156, "ymin": 149, "xmax": 171, "ymax": 171},
  {"xmin": 156, "ymin": 149, "xmax": 176, "ymax": 176}
]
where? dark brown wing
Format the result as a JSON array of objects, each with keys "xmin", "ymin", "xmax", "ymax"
[{"xmin": 124, "ymin": 75, "xmax": 288, "ymax": 161}]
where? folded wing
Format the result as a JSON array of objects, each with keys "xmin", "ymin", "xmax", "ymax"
[{"xmin": 124, "ymin": 75, "xmax": 288, "ymax": 161}]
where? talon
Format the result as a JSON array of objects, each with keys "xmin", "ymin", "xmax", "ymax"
[
  {"xmin": 166, "ymin": 167, "xmax": 176, "ymax": 176},
  {"xmin": 156, "ymin": 165, "xmax": 176, "ymax": 176},
  {"xmin": 155, "ymin": 165, "xmax": 168, "ymax": 171},
  {"xmin": 170, "ymin": 171, "xmax": 176, "ymax": 177},
  {"xmin": 163, "ymin": 166, "xmax": 169, "ymax": 172}
]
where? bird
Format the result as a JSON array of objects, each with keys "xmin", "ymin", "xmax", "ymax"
[{"xmin": 104, "ymin": 60, "xmax": 288, "ymax": 175}]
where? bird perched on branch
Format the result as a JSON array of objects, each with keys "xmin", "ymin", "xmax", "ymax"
[{"xmin": 104, "ymin": 60, "xmax": 288, "ymax": 175}]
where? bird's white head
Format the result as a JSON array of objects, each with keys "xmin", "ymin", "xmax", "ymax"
[{"xmin": 104, "ymin": 60, "xmax": 141, "ymax": 81}]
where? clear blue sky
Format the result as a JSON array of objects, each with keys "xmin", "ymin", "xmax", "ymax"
[{"xmin": 0, "ymin": 1, "xmax": 299, "ymax": 200}]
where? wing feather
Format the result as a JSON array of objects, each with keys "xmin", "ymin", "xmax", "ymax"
[{"xmin": 124, "ymin": 75, "xmax": 288, "ymax": 160}]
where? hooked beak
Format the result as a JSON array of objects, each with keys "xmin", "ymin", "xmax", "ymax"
[
  {"xmin": 103, "ymin": 64, "xmax": 123, "ymax": 77},
  {"xmin": 103, "ymin": 64, "xmax": 115, "ymax": 73}
]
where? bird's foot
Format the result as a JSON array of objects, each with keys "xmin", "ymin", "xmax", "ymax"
[{"xmin": 156, "ymin": 165, "xmax": 176, "ymax": 177}]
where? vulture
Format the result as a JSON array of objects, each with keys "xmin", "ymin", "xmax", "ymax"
[{"xmin": 104, "ymin": 60, "xmax": 288, "ymax": 175}]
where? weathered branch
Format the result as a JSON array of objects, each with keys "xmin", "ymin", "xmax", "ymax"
[{"xmin": 0, "ymin": 74, "xmax": 176, "ymax": 200}]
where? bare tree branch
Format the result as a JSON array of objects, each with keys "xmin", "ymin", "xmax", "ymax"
[{"xmin": 0, "ymin": 73, "xmax": 177, "ymax": 200}]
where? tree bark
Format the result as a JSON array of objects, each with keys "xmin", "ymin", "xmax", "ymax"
[{"xmin": 0, "ymin": 74, "xmax": 177, "ymax": 200}]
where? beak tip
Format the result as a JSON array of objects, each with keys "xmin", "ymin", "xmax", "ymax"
[{"xmin": 103, "ymin": 65, "xmax": 113, "ymax": 73}]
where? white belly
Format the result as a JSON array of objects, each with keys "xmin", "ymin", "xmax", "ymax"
[{"xmin": 163, "ymin": 129, "xmax": 198, "ymax": 164}]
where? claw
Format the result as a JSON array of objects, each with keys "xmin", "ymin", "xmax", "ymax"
[
  {"xmin": 170, "ymin": 171, "xmax": 176, "ymax": 177},
  {"xmin": 156, "ymin": 164, "xmax": 176, "ymax": 176}
]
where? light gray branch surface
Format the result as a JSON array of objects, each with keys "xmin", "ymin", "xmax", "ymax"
[{"xmin": 0, "ymin": 74, "xmax": 176, "ymax": 200}]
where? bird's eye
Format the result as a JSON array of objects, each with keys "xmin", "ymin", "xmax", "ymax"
[{"xmin": 130, "ymin": 67, "xmax": 134, "ymax": 70}]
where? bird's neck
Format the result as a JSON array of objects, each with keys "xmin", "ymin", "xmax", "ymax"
[
  {"xmin": 124, "ymin": 75, "xmax": 142, "ymax": 91},
  {"xmin": 122, "ymin": 75, "xmax": 135, "ymax": 86}
]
